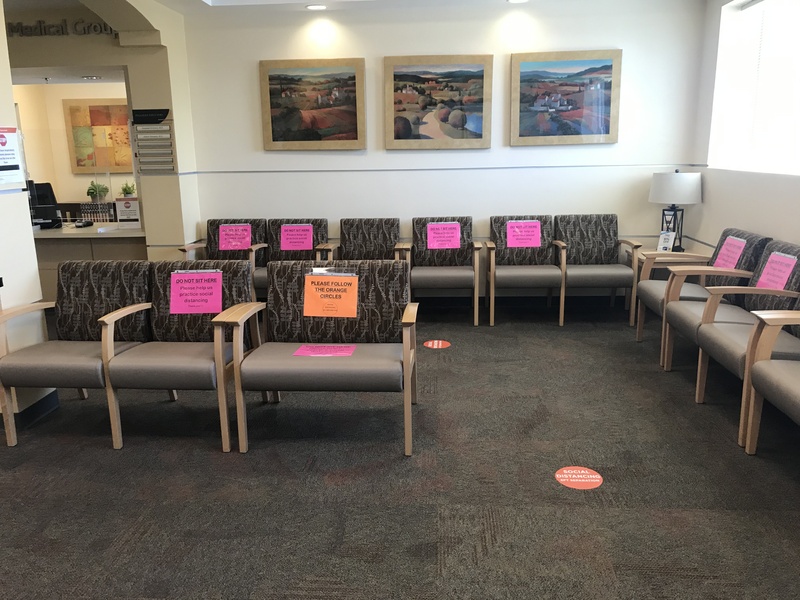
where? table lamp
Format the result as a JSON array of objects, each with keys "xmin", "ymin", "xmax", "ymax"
[{"xmin": 648, "ymin": 170, "xmax": 702, "ymax": 252}]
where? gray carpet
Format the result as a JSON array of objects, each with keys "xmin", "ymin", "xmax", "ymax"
[{"xmin": 2, "ymin": 297, "xmax": 800, "ymax": 599}]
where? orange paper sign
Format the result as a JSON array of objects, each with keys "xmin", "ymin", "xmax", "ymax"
[
  {"xmin": 303, "ymin": 274, "xmax": 358, "ymax": 318},
  {"xmin": 423, "ymin": 340, "xmax": 451, "ymax": 349}
]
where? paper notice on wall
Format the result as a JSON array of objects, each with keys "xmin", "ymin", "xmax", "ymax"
[{"xmin": 0, "ymin": 127, "xmax": 25, "ymax": 190}]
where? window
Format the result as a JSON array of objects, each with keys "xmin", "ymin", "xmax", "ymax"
[{"xmin": 708, "ymin": 0, "xmax": 800, "ymax": 175}]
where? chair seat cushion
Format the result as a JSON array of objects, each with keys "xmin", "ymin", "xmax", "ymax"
[
  {"xmin": 411, "ymin": 266, "xmax": 474, "ymax": 289},
  {"xmin": 752, "ymin": 360, "xmax": 800, "ymax": 425},
  {"xmin": 637, "ymin": 280, "xmax": 711, "ymax": 316},
  {"xmin": 494, "ymin": 265, "xmax": 562, "ymax": 288},
  {"xmin": 697, "ymin": 323, "xmax": 800, "ymax": 378},
  {"xmin": 0, "ymin": 340, "xmax": 140, "ymax": 389},
  {"xmin": 665, "ymin": 301, "xmax": 756, "ymax": 344},
  {"xmin": 240, "ymin": 343, "xmax": 403, "ymax": 392},
  {"xmin": 565, "ymin": 264, "xmax": 633, "ymax": 287},
  {"xmin": 108, "ymin": 342, "xmax": 233, "ymax": 390}
]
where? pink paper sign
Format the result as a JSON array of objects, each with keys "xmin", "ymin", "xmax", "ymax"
[
  {"xmin": 281, "ymin": 224, "xmax": 314, "ymax": 251},
  {"xmin": 427, "ymin": 222, "xmax": 461, "ymax": 250},
  {"xmin": 507, "ymin": 220, "xmax": 542, "ymax": 248},
  {"xmin": 219, "ymin": 224, "xmax": 252, "ymax": 251},
  {"xmin": 756, "ymin": 252, "xmax": 797, "ymax": 289},
  {"xmin": 293, "ymin": 344, "xmax": 357, "ymax": 357},
  {"xmin": 713, "ymin": 236, "xmax": 747, "ymax": 269},
  {"xmin": 169, "ymin": 270, "xmax": 223, "ymax": 314}
]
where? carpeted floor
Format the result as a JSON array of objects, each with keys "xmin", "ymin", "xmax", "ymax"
[{"xmin": 2, "ymin": 297, "xmax": 800, "ymax": 599}]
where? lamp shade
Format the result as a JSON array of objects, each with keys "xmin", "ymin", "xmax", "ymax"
[{"xmin": 648, "ymin": 172, "xmax": 702, "ymax": 206}]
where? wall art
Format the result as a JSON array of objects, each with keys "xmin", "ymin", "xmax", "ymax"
[{"xmin": 62, "ymin": 98, "xmax": 132, "ymax": 174}]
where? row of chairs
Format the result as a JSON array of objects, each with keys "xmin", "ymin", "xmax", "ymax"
[
  {"xmin": 188, "ymin": 214, "xmax": 642, "ymax": 327},
  {"xmin": 0, "ymin": 258, "xmax": 418, "ymax": 455},
  {"xmin": 634, "ymin": 228, "xmax": 800, "ymax": 454}
]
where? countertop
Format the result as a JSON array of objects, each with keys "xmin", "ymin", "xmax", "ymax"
[{"xmin": 33, "ymin": 224, "xmax": 146, "ymax": 239}]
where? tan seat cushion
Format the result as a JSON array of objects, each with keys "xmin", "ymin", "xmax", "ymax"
[{"xmin": 494, "ymin": 264, "xmax": 562, "ymax": 288}]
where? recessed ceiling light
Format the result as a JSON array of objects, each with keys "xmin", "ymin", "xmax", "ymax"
[
  {"xmin": 82, "ymin": 75, "xmax": 103, "ymax": 80},
  {"xmin": 306, "ymin": 4, "xmax": 327, "ymax": 9}
]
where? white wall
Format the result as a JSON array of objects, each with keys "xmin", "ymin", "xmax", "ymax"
[{"xmin": 182, "ymin": 0, "xmax": 707, "ymax": 241}]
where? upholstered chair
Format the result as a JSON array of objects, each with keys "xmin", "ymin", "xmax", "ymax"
[
  {"xmin": 486, "ymin": 215, "xmax": 564, "ymax": 326},
  {"xmin": 338, "ymin": 217, "xmax": 403, "ymax": 260}
]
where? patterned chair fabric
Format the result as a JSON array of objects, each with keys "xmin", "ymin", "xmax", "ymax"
[
  {"xmin": 149, "ymin": 260, "xmax": 253, "ymax": 343},
  {"xmin": 55, "ymin": 260, "xmax": 151, "ymax": 342},
  {"xmin": 266, "ymin": 218, "xmax": 328, "ymax": 262},
  {"xmin": 411, "ymin": 216, "xmax": 474, "ymax": 267},
  {"xmin": 489, "ymin": 215, "xmax": 555, "ymax": 266},
  {"xmin": 264, "ymin": 260, "xmax": 409, "ymax": 344},
  {"xmin": 339, "ymin": 218, "xmax": 401, "ymax": 260},
  {"xmin": 554, "ymin": 214, "xmax": 620, "ymax": 265},
  {"xmin": 205, "ymin": 218, "xmax": 268, "ymax": 266},
  {"xmin": 743, "ymin": 241, "xmax": 800, "ymax": 318}
]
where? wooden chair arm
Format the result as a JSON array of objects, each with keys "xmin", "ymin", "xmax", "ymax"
[
  {"xmin": 98, "ymin": 302, "xmax": 152, "ymax": 326},
  {"xmin": 484, "ymin": 241, "xmax": 496, "ymax": 251},
  {"xmin": 639, "ymin": 255, "xmax": 709, "ymax": 281},
  {"xmin": 751, "ymin": 309, "xmax": 800, "ymax": 328},
  {"xmin": 315, "ymin": 243, "xmax": 338, "ymax": 261},
  {"xmin": 0, "ymin": 301, "xmax": 55, "ymax": 324},
  {"xmin": 394, "ymin": 242, "xmax": 412, "ymax": 261},
  {"xmin": 618, "ymin": 238, "xmax": 642, "ymax": 250},
  {"xmin": 700, "ymin": 288, "xmax": 800, "ymax": 325},
  {"xmin": 212, "ymin": 302, "xmax": 266, "ymax": 326},
  {"xmin": 402, "ymin": 302, "xmax": 419, "ymax": 325},
  {"xmin": 471, "ymin": 241, "xmax": 483, "ymax": 251},
  {"xmin": 552, "ymin": 240, "xmax": 566, "ymax": 249},
  {"xmin": 667, "ymin": 266, "xmax": 752, "ymax": 278},
  {"xmin": 641, "ymin": 251, "xmax": 711, "ymax": 261},
  {"xmin": 749, "ymin": 310, "xmax": 800, "ymax": 366},
  {"xmin": 178, "ymin": 241, "xmax": 206, "ymax": 254}
]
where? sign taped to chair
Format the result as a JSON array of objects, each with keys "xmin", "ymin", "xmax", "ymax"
[
  {"xmin": 170, "ymin": 269, "xmax": 223, "ymax": 314},
  {"xmin": 713, "ymin": 236, "xmax": 746, "ymax": 269},
  {"xmin": 281, "ymin": 224, "xmax": 313, "ymax": 251},
  {"xmin": 427, "ymin": 222, "xmax": 461, "ymax": 249},
  {"xmin": 507, "ymin": 220, "xmax": 541, "ymax": 248},
  {"xmin": 219, "ymin": 224, "xmax": 252, "ymax": 250},
  {"xmin": 756, "ymin": 252, "xmax": 797, "ymax": 289},
  {"xmin": 304, "ymin": 268, "xmax": 358, "ymax": 318}
]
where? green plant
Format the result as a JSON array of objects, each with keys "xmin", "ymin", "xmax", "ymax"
[
  {"xmin": 120, "ymin": 180, "xmax": 136, "ymax": 196},
  {"xmin": 86, "ymin": 180, "xmax": 109, "ymax": 198}
]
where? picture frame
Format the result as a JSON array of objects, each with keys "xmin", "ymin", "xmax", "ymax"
[
  {"xmin": 510, "ymin": 49, "xmax": 622, "ymax": 146},
  {"xmin": 384, "ymin": 54, "xmax": 493, "ymax": 150},
  {"xmin": 259, "ymin": 58, "xmax": 367, "ymax": 151},
  {"xmin": 62, "ymin": 98, "xmax": 133, "ymax": 174}
]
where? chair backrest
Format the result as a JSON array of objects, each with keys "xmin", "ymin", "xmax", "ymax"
[
  {"xmin": 489, "ymin": 215, "xmax": 555, "ymax": 266},
  {"xmin": 554, "ymin": 214, "xmax": 619, "ymax": 265},
  {"xmin": 742, "ymin": 241, "xmax": 800, "ymax": 317},
  {"xmin": 705, "ymin": 228, "xmax": 771, "ymax": 288},
  {"xmin": 411, "ymin": 216, "xmax": 474, "ymax": 267},
  {"xmin": 339, "ymin": 217, "xmax": 400, "ymax": 260},
  {"xmin": 205, "ymin": 218, "xmax": 268, "ymax": 266},
  {"xmin": 264, "ymin": 260, "xmax": 409, "ymax": 344},
  {"xmin": 55, "ymin": 260, "xmax": 151, "ymax": 343},
  {"xmin": 266, "ymin": 218, "xmax": 328, "ymax": 262},
  {"xmin": 149, "ymin": 260, "xmax": 253, "ymax": 342}
]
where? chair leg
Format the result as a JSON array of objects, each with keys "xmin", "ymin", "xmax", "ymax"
[
  {"xmin": 738, "ymin": 380, "xmax": 752, "ymax": 448},
  {"xmin": 745, "ymin": 391, "xmax": 764, "ymax": 455},
  {"xmin": 167, "ymin": 390, "xmax": 178, "ymax": 402},
  {"xmin": 489, "ymin": 282, "xmax": 495, "ymax": 327},
  {"xmin": 403, "ymin": 371, "xmax": 413, "ymax": 457},
  {"xmin": 473, "ymin": 286, "xmax": 479, "ymax": 327},
  {"xmin": 635, "ymin": 300, "xmax": 645, "ymax": 342},
  {"xmin": 216, "ymin": 383, "xmax": 232, "ymax": 453},
  {"xmin": 263, "ymin": 391, "xmax": 280, "ymax": 404},
  {"xmin": 411, "ymin": 361, "xmax": 418, "ymax": 406},
  {"xmin": 1, "ymin": 384, "xmax": 18, "ymax": 447},
  {"xmin": 663, "ymin": 324, "xmax": 675, "ymax": 372},
  {"xmin": 104, "ymin": 386, "xmax": 124, "ymax": 449},
  {"xmin": 627, "ymin": 289, "xmax": 635, "ymax": 327},
  {"xmin": 695, "ymin": 349, "xmax": 709, "ymax": 404},
  {"xmin": 236, "ymin": 384, "xmax": 249, "ymax": 453},
  {"xmin": 559, "ymin": 287, "xmax": 565, "ymax": 327},
  {"xmin": 77, "ymin": 388, "xmax": 89, "ymax": 400}
]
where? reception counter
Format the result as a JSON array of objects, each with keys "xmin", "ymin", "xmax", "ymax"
[{"xmin": 33, "ymin": 224, "xmax": 148, "ymax": 301}]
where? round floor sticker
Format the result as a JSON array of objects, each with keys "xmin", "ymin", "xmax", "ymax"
[
  {"xmin": 423, "ymin": 340, "xmax": 451, "ymax": 349},
  {"xmin": 555, "ymin": 466, "xmax": 603, "ymax": 490}
]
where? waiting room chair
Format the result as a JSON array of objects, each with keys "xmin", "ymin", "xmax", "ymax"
[
  {"xmin": 0, "ymin": 260, "xmax": 151, "ymax": 447},
  {"xmin": 485, "ymin": 215, "xmax": 565, "ymax": 326},
  {"xmin": 100, "ymin": 259, "xmax": 257, "ymax": 452},
  {"xmin": 215, "ymin": 259, "xmax": 418, "ymax": 455},
  {"xmin": 687, "ymin": 241, "xmax": 800, "ymax": 446},
  {"xmin": 410, "ymin": 216, "xmax": 481, "ymax": 326},
  {"xmin": 636, "ymin": 228, "xmax": 771, "ymax": 362},
  {"xmin": 179, "ymin": 218, "xmax": 269, "ymax": 298},
  {"xmin": 553, "ymin": 214, "xmax": 641, "ymax": 326},
  {"xmin": 338, "ymin": 217, "xmax": 405, "ymax": 260},
  {"xmin": 745, "ymin": 310, "xmax": 800, "ymax": 455}
]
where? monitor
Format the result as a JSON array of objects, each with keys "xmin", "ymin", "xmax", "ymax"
[{"xmin": 29, "ymin": 182, "xmax": 62, "ymax": 229}]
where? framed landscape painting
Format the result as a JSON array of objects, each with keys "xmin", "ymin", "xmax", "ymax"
[
  {"xmin": 62, "ymin": 98, "xmax": 132, "ymax": 174},
  {"xmin": 259, "ymin": 58, "xmax": 366, "ymax": 150},
  {"xmin": 510, "ymin": 49, "xmax": 622, "ymax": 146},
  {"xmin": 384, "ymin": 54, "xmax": 493, "ymax": 150}
]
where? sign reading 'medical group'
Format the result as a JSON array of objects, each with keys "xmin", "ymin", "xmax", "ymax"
[{"xmin": 6, "ymin": 19, "xmax": 115, "ymax": 38}]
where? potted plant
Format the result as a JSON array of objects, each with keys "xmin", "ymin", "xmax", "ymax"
[
  {"xmin": 86, "ymin": 180, "xmax": 109, "ymax": 202},
  {"xmin": 120, "ymin": 181, "xmax": 136, "ymax": 197}
]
